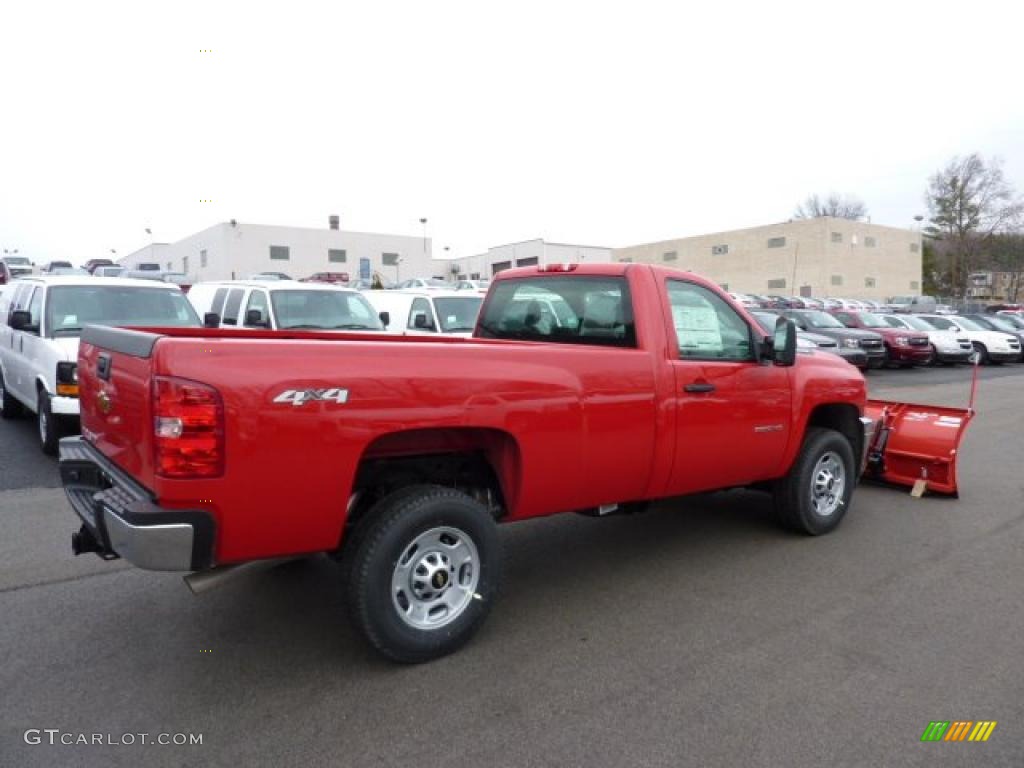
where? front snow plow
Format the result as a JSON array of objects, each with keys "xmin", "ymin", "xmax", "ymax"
[{"xmin": 862, "ymin": 399, "xmax": 974, "ymax": 497}]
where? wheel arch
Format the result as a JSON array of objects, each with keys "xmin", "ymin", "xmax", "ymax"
[{"xmin": 803, "ymin": 403, "xmax": 863, "ymax": 467}]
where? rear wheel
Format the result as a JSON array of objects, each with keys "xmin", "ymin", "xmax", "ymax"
[
  {"xmin": 0, "ymin": 369, "xmax": 24, "ymax": 419},
  {"xmin": 773, "ymin": 427, "xmax": 855, "ymax": 535},
  {"xmin": 344, "ymin": 484, "xmax": 501, "ymax": 663}
]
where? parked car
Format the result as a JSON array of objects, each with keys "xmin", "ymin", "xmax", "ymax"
[
  {"xmin": 187, "ymin": 280, "xmax": 383, "ymax": 332},
  {"xmin": 962, "ymin": 314, "xmax": 1024, "ymax": 353},
  {"xmin": 454, "ymin": 279, "xmax": 490, "ymax": 294},
  {"xmin": 878, "ymin": 313, "xmax": 973, "ymax": 365},
  {"xmin": 933, "ymin": 304, "xmax": 957, "ymax": 315},
  {"xmin": 93, "ymin": 265, "xmax": 126, "ymax": 278},
  {"xmin": 778, "ymin": 309, "xmax": 886, "ymax": 368},
  {"xmin": 83, "ymin": 258, "xmax": 116, "ymax": 274},
  {"xmin": 248, "ymin": 272, "xmax": 293, "ymax": 281},
  {"xmin": 915, "ymin": 314, "xmax": 1022, "ymax": 364},
  {"xmin": 40, "ymin": 261, "xmax": 73, "ymax": 274},
  {"xmin": 301, "ymin": 272, "xmax": 350, "ymax": 285},
  {"xmin": 1, "ymin": 255, "xmax": 35, "ymax": 283},
  {"xmin": 0, "ymin": 276, "xmax": 201, "ymax": 453},
  {"xmin": 365, "ymin": 290, "xmax": 483, "ymax": 337},
  {"xmin": 396, "ymin": 277, "xmax": 453, "ymax": 291},
  {"xmin": 61, "ymin": 262, "xmax": 915, "ymax": 663},
  {"xmin": 829, "ymin": 310, "xmax": 932, "ymax": 367},
  {"xmin": 800, "ymin": 297, "xmax": 825, "ymax": 309},
  {"xmin": 727, "ymin": 292, "xmax": 761, "ymax": 309},
  {"xmin": 751, "ymin": 310, "xmax": 867, "ymax": 368},
  {"xmin": 48, "ymin": 267, "xmax": 90, "ymax": 276},
  {"xmin": 888, "ymin": 295, "xmax": 937, "ymax": 314}
]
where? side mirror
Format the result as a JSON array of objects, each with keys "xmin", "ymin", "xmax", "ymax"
[
  {"xmin": 245, "ymin": 309, "xmax": 268, "ymax": 327},
  {"xmin": 413, "ymin": 312, "xmax": 432, "ymax": 329},
  {"xmin": 772, "ymin": 317, "xmax": 797, "ymax": 366},
  {"xmin": 203, "ymin": 312, "xmax": 220, "ymax": 328},
  {"xmin": 378, "ymin": 311, "xmax": 390, "ymax": 328},
  {"xmin": 10, "ymin": 310, "xmax": 35, "ymax": 332}
]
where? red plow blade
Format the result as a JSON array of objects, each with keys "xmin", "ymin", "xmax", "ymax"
[{"xmin": 862, "ymin": 399, "xmax": 974, "ymax": 497}]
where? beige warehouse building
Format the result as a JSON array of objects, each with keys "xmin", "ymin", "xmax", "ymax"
[{"xmin": 613, "ymin": 218, "xmax": 923, "ymax": 300}]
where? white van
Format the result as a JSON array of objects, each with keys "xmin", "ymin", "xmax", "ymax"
[
  {"xmin": 364, "ymin": 290, "xmax": 483, "ymax": 337},
  {"xmin": 186, "ymin": 281, "xmax": 384, "ymax": 331},
  {"xmin": 0, "ymin": 276, "xmax": 201, "ymax": 454}
]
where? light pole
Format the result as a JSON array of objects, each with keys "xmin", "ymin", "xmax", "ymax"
[{"xmin": 419, "ymin": 218, "xmax": 428, "ymax": 255}]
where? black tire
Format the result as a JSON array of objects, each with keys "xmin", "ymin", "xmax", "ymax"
[
  {"xmin": 344, "ymin": 484, "xmax": 501, "ymax": 663},
  {"xmin": 773, "ymin": 427, "xmax": 855, "ymax": 535},
  {"xmin": 0, "ymin": 368, "xmax": 24, "ymax": 419},
  {"xmin": 37, "ymin": 389, "xmax": 61, "ymax": 456},
  {"xmin": 972, "ymin": 342, "xmax": 990, "ymax": 365}
]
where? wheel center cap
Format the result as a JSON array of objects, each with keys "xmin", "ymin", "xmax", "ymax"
[{"xmin": 432, "ymin": 571, "xmax": 448, "ymax": 589}]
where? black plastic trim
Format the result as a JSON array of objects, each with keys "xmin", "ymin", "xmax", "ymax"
[{"xmin": 81, "ymin": 325, "xmax": 159, "ymax": 358}]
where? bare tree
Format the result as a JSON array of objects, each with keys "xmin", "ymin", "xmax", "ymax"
[
  {"xmin": 793, "ymin": 193, "xmax": 868, "ymax": 220},
  {"xmin": 924, "ymin": 153, "xmax": 1024, "ymax": 298}
]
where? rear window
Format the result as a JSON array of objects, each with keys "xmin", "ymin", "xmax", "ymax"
[
  {"xmin": 476, "ymin": 276, "xmax": 636, "ymax": 348},
  {"xmin": 433, "ymin": 297, "xmax": 483, "ymax": 332},
  {"xmin": 45, "ymin": 286, "xmax": 201, "ymax": 337}
]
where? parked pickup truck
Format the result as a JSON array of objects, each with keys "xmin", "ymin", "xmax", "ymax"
[{"xmin": 62, "ymin": 263, "xmax": 940, "ymax": 662}]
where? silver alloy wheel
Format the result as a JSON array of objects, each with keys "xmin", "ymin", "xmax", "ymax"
[
  {"xmin": 810, "ymin": 451, "xmax": 846, "ymax": 517},
  {"xmin": 391, "ymin": 526, "xmax": 480, "ymax": 630}
]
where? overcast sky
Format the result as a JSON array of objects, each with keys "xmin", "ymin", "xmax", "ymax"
[{"xmin": 2, "ymin": 0, "xmax": 1022, "ymax": 265}]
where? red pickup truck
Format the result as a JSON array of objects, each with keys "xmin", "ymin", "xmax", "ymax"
[{"xmin": 59, "ymin": 263, "xmax": 966, "ymax": 662}]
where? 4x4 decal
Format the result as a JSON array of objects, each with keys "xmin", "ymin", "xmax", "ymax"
[{"xmin": 273, "ymin": 388, "xmax": 349, "ymax": 407}]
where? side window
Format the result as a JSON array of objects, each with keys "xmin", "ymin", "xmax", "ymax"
[
  {"xmin": 27, "ymin": 288, "xmax": 42, "ymax": 334},
  {"xmin": 210, "ymin": 288, "xmax": 228, "ymax": 318},
  {"xmin": 222, "ymin": 289, "xmax": 244, "ymax": 325},
  {"xmin": 244, "ymin": 290, "xmax": 270, "ymax": 327},
  {"xmin": 408, "ymin": 297, "xmax": 435, "ymax": 331},
  {"xmin": 666, "ymin": 280, "xmax": 753, "ymax": 361}
]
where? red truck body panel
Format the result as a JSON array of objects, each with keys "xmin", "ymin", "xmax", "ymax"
[{"xmin": 76, "ymin": 264, "xmax": 869, "ymax": 566}]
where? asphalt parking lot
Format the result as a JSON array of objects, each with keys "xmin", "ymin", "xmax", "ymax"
[{"xmin": 1, "ymin": 365, "xmax": 1021, "ymax": 767}]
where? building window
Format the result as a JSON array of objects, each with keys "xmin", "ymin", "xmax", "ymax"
[
  {"xmin": 183, "ymin": 256, "xmax": 189, "ymax": 274},
  {"xmin": 382, "ymin": 252, "xmax": 399, "ymax": 266},
  {"xmin": 767, "ymin": 278, "xmax": 786, "ymax": 289},
  {"xmin": 663, "ymin": 251, "xmax": 678, "ymax": 262},
  {"xmin": 711, "ymin": 244, "xmax": 729, "ymax": 255},
  {"xmin": 470, "ymin": 272, "xmax": 480, "ymax": 280},
  {"xmin": 328, "ymin": 249, "xmax": 347, "ymax": 263},
  {"xmin": 910, "ymin": 280, "xmax": 920, "ymax": 290},
  {"xmin": 831, "ymin": 275, "xmax": 843, "ymax": 286},
  {"xmin": 831, "ymin": 232, "xmax": 842, "ymax": 243},
  {"xmin": 910, "ymin": 242, "xmax": 920, "ymax": 253},
  {"xmin": 269, "ymin": 245, "xmax": 290, "ymax": 261},
  {"xmin": 200, "ymin": 249, "xmax": 208, "ymax": 268},
  {"xmin": 864, "ymin": 236, "xmax": 877, "ymax": 248},
  {"xmin": 864, "ymin": 277, "xmax": 876, "ymax": 288},
  {"xmin": 516, "ymin": 257, "xmax": 539, "ymax": 267},
  {"xmin": 166, "ymin": 262, "xmax": 172, "ymax": 270},
  {"xmin": 767, "ymin": 237, "xmax": 786, "ymax": 248}
]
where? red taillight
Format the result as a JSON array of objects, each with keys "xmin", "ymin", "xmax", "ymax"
[{"xmin": 152, "ymin": 376, "xmax": 224, "ymax": 478}]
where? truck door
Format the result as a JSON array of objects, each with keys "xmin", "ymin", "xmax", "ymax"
[{"xmin": 664, "ymin": 279, "xmax": 792, "ymax": 495}]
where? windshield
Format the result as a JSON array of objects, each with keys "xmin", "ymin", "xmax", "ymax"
[
  {"xmin": 271, "ymin": 289, "xmax": 383, "ymax": 330},
  {"xmin": 979, "ymin": 316, "xmax": 1017, "ymax": 333},
  {"xmin": 954, "ymin": 316, "xmax": 984, "ymax": 331},
  {"xmin": 433, "ymin": 297, "xmax": 483, "ymax": 332},
  {"xmin": 5, "ymin": 256, "xmax": 30, "ymax": 266},
  {"xmin": 889, "ymin": 296, "xmax": 913, "ymax": 304},
  {"xmin": 918, "ymin": 316, "xmax": 952, "ymax": 330},
  {"xmin": 881, "ymin": 315, "xmax": 909, "ymax": 329},
  {"xmin": 997, "ymin": 314, "xmax": 1024, "ymax": 329},
  {"xmin": 45, "ymin": 285, "xmax": 200, "ymax": 337},
  {"xmin": 900, "ymin": 315, "xmax": 934, "ymax": 332},
  {"xmin": 798, "ymin": 311, "xmax": 844, "ymax": 329},
  {"xmin": 856, "ymin": 312, "xmax": 888, "ymax": 328}
]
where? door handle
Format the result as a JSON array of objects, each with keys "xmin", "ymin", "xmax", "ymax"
[{"xmin": 683, "ymin": 382, "xmax": 716, "ymax": 394}]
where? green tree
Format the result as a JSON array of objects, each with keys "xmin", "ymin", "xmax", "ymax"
[{"xmin": 924, "ymin": 153, "xmax": 1023, "ymax": 298}]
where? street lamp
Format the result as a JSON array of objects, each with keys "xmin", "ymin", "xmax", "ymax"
[{"xmin": 419, "ymin": 218, "xmax": 428, "ymax": 255}]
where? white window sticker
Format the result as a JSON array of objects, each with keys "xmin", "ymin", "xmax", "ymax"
[{"xmin": 673, "ymin": 306, "xmax": 723, "ymax": 352}]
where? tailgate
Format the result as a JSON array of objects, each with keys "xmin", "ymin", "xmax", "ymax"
[{"xmin": 77, "ymin": 326, "xmax": 160, "ymax": 485}]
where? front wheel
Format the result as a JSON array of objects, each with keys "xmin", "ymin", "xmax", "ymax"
[
  {"xmin": 773, "ymin": 427, "xmax": 855, "ymax": 535},
  {"xmin": 38, "ymin": 390, "xmax": 61, "ymax": 456},
  {"xmin": 972, "ymin": 342, "xmax": 990, "ymax": 365},
  {"xmin": 344, "ymin": 485, "xmax": 501, "ymax": 663}
]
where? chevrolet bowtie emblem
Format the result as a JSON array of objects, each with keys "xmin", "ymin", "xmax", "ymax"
[{"xmin": 97, "ymin": 390, "xmax": 113, "ymax": 415}]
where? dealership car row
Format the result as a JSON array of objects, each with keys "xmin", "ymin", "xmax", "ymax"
[{"xmin": 0, "ymin": 268, "xmax": 1021, "ymax": 457}]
